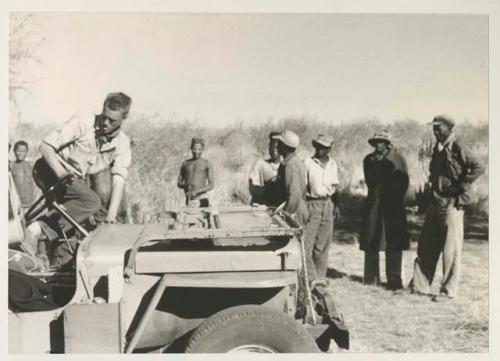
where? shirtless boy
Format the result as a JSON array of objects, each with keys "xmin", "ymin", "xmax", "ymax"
[{"xmin": 177, "ymin": 138, "xmax": 214, "ymax": 207}]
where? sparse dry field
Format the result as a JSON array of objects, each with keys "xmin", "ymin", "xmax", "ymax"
[{"xmin": 328, "ymin": 213, "xmax": 488, "ymax": 352}]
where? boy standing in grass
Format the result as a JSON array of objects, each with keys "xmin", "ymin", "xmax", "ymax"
[
  {"xmin": 178, "ymin": 138, "xmax": 214, "ymax": 207},
  {"xmin": 10, "ymin": 140, "xmax": 36, "ymax": 211}
]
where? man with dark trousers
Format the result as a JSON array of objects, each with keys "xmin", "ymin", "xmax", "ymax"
[{"xmin": 360, "ymin": 131, "xmax": 409, "ymax": 290}]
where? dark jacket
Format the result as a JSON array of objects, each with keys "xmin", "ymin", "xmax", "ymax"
[
  {"xmin": 360, "ymin": 147, "xmax": 410, "ymax": 251},
  {"xmin": 429, "ymin": 138, "xmax": 485, "ymax": 208},
  {"xmin": 276, "ymin": 153, "xmax": 309, "ymax": 226}
]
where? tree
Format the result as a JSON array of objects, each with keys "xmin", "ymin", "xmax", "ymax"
[{"xmin": 9, "ymin": 13, "xmax": 45, "ymax": 122}]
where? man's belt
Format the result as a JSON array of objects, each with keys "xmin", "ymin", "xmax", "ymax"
[{"xmin": 306, "ymin": 195, "xmax": 331, "ymax": 201}]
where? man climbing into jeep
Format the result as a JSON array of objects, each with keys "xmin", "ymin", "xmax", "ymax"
[{"xmin": 22, "ymin": 92, "xmax": 133, "ymax": 267}]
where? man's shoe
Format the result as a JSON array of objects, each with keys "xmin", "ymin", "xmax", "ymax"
[
  {"xmin": 431, "ymin": 293, "xmax": 453, "ymax": 303},
  {"xmin": 439, "ymin": 289, "xmax": 455, "ymax": 298},
  {"xmin": 386, "ymin": 281, "xmax": 404, "ymax": 291},
  {"xmin": 21, "ymin": 228, "xmax": 39, "ymax": 257},
  {"xmin": 37, "ymin": 254, "xmax": 51, "ymax": 271},
  {"xmin": 409, "ymin": 287, "xmax": 431, "ymax": 297},
  {"xmin": 363, "ymin": 277, "xmax": 381, "ymax": 286}
]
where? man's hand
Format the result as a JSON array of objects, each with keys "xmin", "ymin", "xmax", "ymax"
[
  {"xmin": 333, "ymin": 206, "xmax": 341, "ymax": 220},
  {"xmin": 187, "ymin": 189, "xmax": 198, "ymax": 198},
  {"xmin": 104, "ymin": 214, "xmax": 117, "ymax": 224},
  {"xmin": 266, "ymin": 175, "xmax": 278, "ymax": 183},
  {"xmin": 448, "ymin": 185, "xmax": 464, "ymax": 196},
  {"xmin": 59, "ymin": 170, "xmax": 76, "ymax": 186}
]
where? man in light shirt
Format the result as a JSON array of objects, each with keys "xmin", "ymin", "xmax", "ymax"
[
  {"xmin": 303, "ymin": 135, "xmax": 339, "ymax": 282},
  {"xmin": 23, "ymin": 92, "xmax": 132, "ymax": 266},
  {"xmin": 248, "ymin": 131, "xmax": 282, "ymax": 206}
]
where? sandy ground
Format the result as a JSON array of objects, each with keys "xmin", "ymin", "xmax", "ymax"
[{"xmin": 326, "ymin": 213, "xmax": 488, "ymax": 352}]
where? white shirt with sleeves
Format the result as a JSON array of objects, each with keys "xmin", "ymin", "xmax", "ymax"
[
  {"xmin": 42, "ymin": 114, "xmax": 131, "ymax": 179},
  {"xmin": 304, "ymin": 156, "xmax": 339, "ymax": 198}
]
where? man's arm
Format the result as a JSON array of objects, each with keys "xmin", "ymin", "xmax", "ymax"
[
  {"xmin": 248, "ymin": 159, "xmax": 265, "ymax": 199},
  {"xmin": 106, "ymin": 175, "xmax": 125, "ymax": 222},
  {"xmin": 363, "ymin": 156, "xmax": 375, "ymax": 190},
  {"xmin": 177, "ymin": 162, "xmax": 186, "ymax": 190},
  {"xmin": 205, "ymin": 161, "xmax": 214, "ymax": 192},
  {"xmin": 396, "ymin": 152, "xmax": 410, "ymax": 195},
  {"xmin": 39, "ymin": 142, "xmax": 69, "ymax": 179},
  {"xmin": 284, "ymin": 163, "xmax": 302, "ymax": 214},
  {"xmin": 462, "ymin": 148, "xmax": 485, "ymax": 184},
  {"xmin": 107, "ymin": 135, "xmax": 132, "ymax": 222}
]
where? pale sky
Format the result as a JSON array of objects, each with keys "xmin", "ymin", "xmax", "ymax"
[{"xmin": 11, "ymin": 13, "xmax": 488, "ymax": 127}]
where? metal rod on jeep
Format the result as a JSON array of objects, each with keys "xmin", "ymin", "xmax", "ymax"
[
  {"xmin": 51, "ymin": 202, "xmax": 89, "ymax": 238},
  {"xmin": 124, "ymin": 274, "xmax": 169, "ymax": 353}
]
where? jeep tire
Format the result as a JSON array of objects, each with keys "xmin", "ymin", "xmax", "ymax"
[{"xmin": 186, "ymin": 305, "xmax": 320, "ymax": 353}]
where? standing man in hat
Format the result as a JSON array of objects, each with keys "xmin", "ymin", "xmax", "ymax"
[
  {"xmin": 360, "ymin": 131, "xmax": 410, "ymax": 290},
  {"xmin": 302, "ymin": 135, "xmax": 339, "ymax": 282},
  {"xmin": 248, "ymin": 131, "xmax": 282, "ymax": 206},
  {"xmin": 23, "ymin": 92, "xmax": 133, "ymax": 264},
  {"xmin": 411, "ymin": 115, "xmax": 484, "ymax": 301},
  {"xmin": 273, "ymin": 130, "xmax": 309, "ymax": 226}
]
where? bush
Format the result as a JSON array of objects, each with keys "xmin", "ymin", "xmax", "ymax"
[{"xmin": 9, "ymin": 115, "xmax": 489, "ymax": 221}]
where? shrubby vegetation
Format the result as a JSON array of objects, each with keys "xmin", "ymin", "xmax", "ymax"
[{"xmin": 9, "ymin": 116, "xmax": 488, "ymax": 223}]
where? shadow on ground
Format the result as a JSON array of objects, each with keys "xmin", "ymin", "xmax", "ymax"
[{"xmin": 326, "ymin": 267, "xmax": 364, "ymax": 284}]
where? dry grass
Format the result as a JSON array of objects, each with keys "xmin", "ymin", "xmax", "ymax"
[
  {"xmin": 328, "ymin": 215, "xmax": 488, "ymax": 353},
  {"xmin": 9, "ymin": 116, "xmax": 488, "ymax": 220}
]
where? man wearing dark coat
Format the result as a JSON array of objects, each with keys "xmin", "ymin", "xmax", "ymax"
[{"xmin": 360, "ymin": 131, "xmax": 409, "ymax": 290}]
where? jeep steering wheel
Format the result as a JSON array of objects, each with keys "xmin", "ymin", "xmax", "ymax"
[{"xmin": 24, "ymin": 174, "xmax": 73, "ymax": 225}]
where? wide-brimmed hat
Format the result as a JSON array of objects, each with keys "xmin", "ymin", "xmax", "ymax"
[
  {"xmin": 102, "ymin": 92, "xmax": 132, "ymax": 121},
  {"xmin": 272, "ymin": 130, "xmax": 300, "ymax": 148},
  {"xmin": 428, "ymin": 114, "xmax": 455, "ymax": 128},
  {"xmin": 312, "ymin": 134, "xmax": 334, "ymax": 148},
  {"xmin": 368, "ymin": 131, "xmax": 392, "ymax": 146}
]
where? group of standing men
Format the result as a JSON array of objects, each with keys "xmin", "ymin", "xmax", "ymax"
[
  {"xmin": 249, "ymin": 130, "xmax": 340, "ymax": 283},
  {"xmin": 249, "ymin": 115, "xmax": 484, "ymax": 301},
  {"xmin": 11, "ymin": 91, "xmax": 485, "ymax": 300}
]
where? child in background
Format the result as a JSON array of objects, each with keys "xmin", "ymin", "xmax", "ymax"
[
  {"xmin": 10, "ymin": 140, "xmax": 36, "ymax": 210},
  {"xmin": 177, "ymin": 138, "xmax": 214, "ymax": 207}
]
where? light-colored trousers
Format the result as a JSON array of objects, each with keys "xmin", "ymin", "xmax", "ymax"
[
  {"xmin": 303, "ymin": 199, "xmax": 334, "ymax": 281},
  {"xmin": 412, "ymin": 202, "xmax": 464, "ymax": 297}
]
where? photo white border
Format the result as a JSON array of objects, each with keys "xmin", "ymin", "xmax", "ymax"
[{"xmin": 1, "ymin": 1, "xmax": 498, "ymax": 361}]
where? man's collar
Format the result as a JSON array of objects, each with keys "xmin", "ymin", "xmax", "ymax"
[
  {"xmin": 312, "ymin": 155, "xmax": 330, "ymax": 167},
  {"xmin": 437, "ymin": 132, "xmax": 455, "ymax": 150},
  {"xmin": 373, "ymin": 148, "xmax": 391, "ymax": 159}
]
